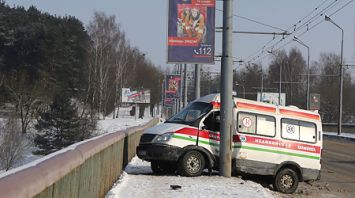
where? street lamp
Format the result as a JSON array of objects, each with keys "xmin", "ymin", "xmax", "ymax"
[
  {"xmin": 325, "ymin": 15, "xmax": 344, "ymax": 135},
  {"xmin": 260, "ymin": 68, "xmax": 266, "ymax": 101},
  {"xmin": 268, "ymin": 50, "xmax": 282, "ymax": 105},
  {"xmin": 235, "ymin": 83, "xmax": 245, "ymax": 98},
  {"xmin": 293, "ymin": 36, "xmax": 310, "ymax": 110}
]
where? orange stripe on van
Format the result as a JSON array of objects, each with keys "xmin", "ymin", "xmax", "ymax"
[
  {"xmin": 210, "ymin": 101, "xmax": 220, "ymax": 109},
  {"xmin": 280, "ymin": 109, "xmax": 320, "ymax": 120},
  {"xmin": 237, "ymin": 102, "xmax": 276, "ymax": 113}
]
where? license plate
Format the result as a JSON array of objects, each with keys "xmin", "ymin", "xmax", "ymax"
[{"xmin": 138, "ymin": 150, "xmax": 147, "ymax": 156}]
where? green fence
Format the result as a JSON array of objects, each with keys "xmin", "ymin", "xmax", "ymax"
[{"xmin": 0, "ymin": 118, "xmax": 158, "ymax": 198}]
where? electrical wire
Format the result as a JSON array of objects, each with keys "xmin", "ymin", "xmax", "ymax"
[
  {"xmin": 329, "ymin": 0, "xmax": 355, "ymax": 16},
  {"xmin": 216, "ymin": 8, "xmax": 286, "ymax": 32},
  {"xmin": 246, "ymin": 0, "xmax": 354, "ymax": 63},
  {"xmin": 245, "ymin": 0, "xmax": 342, "ymax": 61}
]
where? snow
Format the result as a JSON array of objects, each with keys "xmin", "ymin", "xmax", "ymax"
[
  {"xmin": 96, "ymin": 117, "xmax": 151, "ymax": 135},
  {"xmin": 323, "ymin": 132, "xmax": 355, "ymax": 140},
  {"xmin": 106, "ymin": 157, "xmax": 277, "ymax": 198},
  {"xmin": 0, "ymin": 106, "xmax": 154, "ymax": 175}
]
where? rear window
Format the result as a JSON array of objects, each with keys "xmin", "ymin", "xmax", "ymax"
[{"xmin": 281, "ymin": 119, "xmax": 316, "ymax": 143}]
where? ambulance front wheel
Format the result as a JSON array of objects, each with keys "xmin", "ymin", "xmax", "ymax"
[
  {"xmin": 178, "ymin": 150, "xmax": 205, "ymax": 177},
  {"xmin": 273, "ymin": 168, "xmax": 299, "ymax": 194},
  {"xmin": 151, "ymin": 161, "xmax": 176, "ymax": 174}
]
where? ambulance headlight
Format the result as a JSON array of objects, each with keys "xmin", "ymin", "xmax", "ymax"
[{"xmin": 153, "ymin": 132, "xmax": 174, "ymax": 143}]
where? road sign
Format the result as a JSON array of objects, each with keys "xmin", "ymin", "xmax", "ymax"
[{"xmin": 309, "ymin": 93, "xmax": 320, "ymax": 110}]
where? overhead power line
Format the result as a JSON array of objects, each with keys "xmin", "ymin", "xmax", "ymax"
[
  {"xmin": 246, "ymin": 0, "xmax": 354, "ymax": 63},
  {"xmin": 246, "ymin": 0, "xmax": 343, "ymax": 62},
  {"xmin": 216, "ymin": 8, "xmax": 286, "ymax": 32}
]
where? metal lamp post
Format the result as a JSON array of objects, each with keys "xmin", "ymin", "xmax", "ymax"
[
  {"xmin": 325, "ymin": 15, "xmax": 344, "ymax": 135},
  {"xmin": 293, "ymin": 36, "xmax": 310, "ymax": 110},
  {"xmin": 235, "ymin": 83, "xmax": 245, "ymax": 98},
  {"xmin": 268, "ymin": 51, "xmax": 282, "ymax": 105}
]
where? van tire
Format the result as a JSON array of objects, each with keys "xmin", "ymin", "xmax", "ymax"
[
  {"xmin": 178, "ymin": 150, "xmax": 205, "ymax": 177},
  {"xmin": 273, "ymin": 168, "xmax": 299, "ymax": 194},
  {"xmin": 151, "ymin": 161, "xmax": 176, "ymax": 174}
]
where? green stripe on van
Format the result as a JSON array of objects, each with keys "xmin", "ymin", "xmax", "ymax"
[
  {"xmin": 172, "ymin": 134, "xmax": 219, "ymax": 146},
  {"xmin": 172, "ymin": 134, "xmax": 319, "ymax": 160},
  {"xmin": 233, "ymin": 145, "xmax": 320, "ymax": 160}
]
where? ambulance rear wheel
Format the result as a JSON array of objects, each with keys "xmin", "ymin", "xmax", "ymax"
[
  {"xmin": 178, "ymin": 150, "xmax": 205, "ymax": 177},
  {"xmin": 273, "ymin": 168, "xmax": 299, "ymax": 194}
]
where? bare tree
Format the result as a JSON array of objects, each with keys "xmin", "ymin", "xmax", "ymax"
[
  {"xmin": 312, "ymin": 53, "xmax": 352, "ymax": 122},
  {"xmin": 87, "ymin": 12, "xmax": 127, "ymax": 119},
  {"xmin": 113, "ymin": 37, "xmax": 129, "ymax": 118},
  {"xmin": 4, "ymin": 71, "xmax": 43, "ymax": 133},
  {"xmin": 0, "ymin": 113, "xmax": 27, "ymax": 171},
  {"xmin": 267, "ymin": 48, "xmax": 306, "ymax": 107}
]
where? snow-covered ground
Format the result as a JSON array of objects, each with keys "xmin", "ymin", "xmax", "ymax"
[
  {"xmin": 106, "ymin": 157, "xmax": 277, "ymax": 198},
  {"xmin": 96, "ymin": 116, "xmax": 151, "ymax": 135},
  {"xmin": 0, "ymin": 106, "xmax": 154, "ymax": 174}
]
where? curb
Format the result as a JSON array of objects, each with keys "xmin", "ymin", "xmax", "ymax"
[{"xmin": 323, "ymin": 134, "xmax": 355, "ymax": 143}]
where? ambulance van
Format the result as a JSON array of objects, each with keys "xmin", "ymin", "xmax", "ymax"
[{"xmin": 137, "ymin": 94, "xmax": 322, "ymax": 193}]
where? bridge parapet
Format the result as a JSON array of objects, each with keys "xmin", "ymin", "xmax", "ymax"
[{"xmin": 0, "ymin": 118, "xmax": 158, "ymax": 198}]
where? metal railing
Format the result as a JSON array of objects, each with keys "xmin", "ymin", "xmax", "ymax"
[{"xmin": 0, "ymin": 118, "xmax": 158, "ymax": 198}]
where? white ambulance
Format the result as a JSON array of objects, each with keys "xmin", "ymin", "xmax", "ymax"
[{"xmin": 137, "ymin": 94, "xmax": 322, "ymax": 194}]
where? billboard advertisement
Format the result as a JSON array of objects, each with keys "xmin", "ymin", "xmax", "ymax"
[
  {"xmin": 167, "ymin": 0, "xmax": 215, "ymax": 64},
  {"xmin": 309, "ymin": 93, "xmax": 320, "ymax": 110},
  {"xmin": 121, "ymin": 88, "xmax": 151, "ymax": 104},
  {"xmin": 257, "ymin": 92, "xmax": 286, "ymax": 106},
  {"xmin": 165, "ymin": 75, "xmax": 181, "ymax": 99}
]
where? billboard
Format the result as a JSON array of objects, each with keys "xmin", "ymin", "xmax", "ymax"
[
  {"xmin": 257, "ymin": 92, "xmax": 286, "ymax": 106},
  {"xmin": 165, "ymin": 75, "xmax": 182, "ymax": 99},
  {"xmin": 167, "ymin": 0, "xmax": 215, "ymax": 64},
  {"xmin": 309, "ymin": 93, "xmax": 320, "ymax": 110},
  {"xmin": 121, "ymin": 88, "xmax": 151, "ymax": 104},
  {"xmin": 164, "ymin": 98, "xmax": 174, "ymax": 107}
]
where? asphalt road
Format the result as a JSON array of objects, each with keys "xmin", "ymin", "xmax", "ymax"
[
  {"xmin": 287, "ymin": 137, "xmax": 355, "ymax": 197},
  {"xmin": 320, "ymin": 137, "xmax": 355, "ymax": 194}
]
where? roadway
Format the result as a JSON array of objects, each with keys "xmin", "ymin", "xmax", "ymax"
[
  {"xmin": 289, "ymin": 137, "xmax": 355, "ymax": 197},
  {"xmin": 321, "ymin": 137, "xmax": 355, "ymax": 193}
]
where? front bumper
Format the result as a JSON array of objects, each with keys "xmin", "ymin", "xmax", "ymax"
[{"xmin": 136, "ymin": 144, "xmax": 182, "ymax": 162}]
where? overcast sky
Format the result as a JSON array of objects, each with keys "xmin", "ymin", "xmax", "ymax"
[{"xmin": 4, "ymin": 0, "xmax": 355, "ymax": 73}]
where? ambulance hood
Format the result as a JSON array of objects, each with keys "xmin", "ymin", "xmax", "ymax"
[{"xmin": 143, "ymin": 123, "xmax": 187, "ymax": 135}]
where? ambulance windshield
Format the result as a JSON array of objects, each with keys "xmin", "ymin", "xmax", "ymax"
[{"xmin": 166, "ymin": 102, "xmax": 212, "ymax": 125}]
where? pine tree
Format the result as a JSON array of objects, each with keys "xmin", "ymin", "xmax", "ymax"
[{"xmin": 34, "ymin": 95, "xmax": 81, "ymax": 154}]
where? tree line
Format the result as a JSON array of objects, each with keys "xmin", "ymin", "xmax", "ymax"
[{"xmin": 0, "ymin": 3, "xmax": 163, "ymax": 168}]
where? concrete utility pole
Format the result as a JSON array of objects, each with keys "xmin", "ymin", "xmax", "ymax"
[
  {"xmin": 194, "ymin": 64, "xmax": 200, "ymax": 99},
  {"xmin": 325, "ymin": 15, "xmax": 343, "ymax": 135},
  {"xmin": 183, "ymin": 64, "xmax": 188, "ymax": 107},
  {"xmin": 220, "ymin": 0, "xmax": 233, "ymax": 177}
]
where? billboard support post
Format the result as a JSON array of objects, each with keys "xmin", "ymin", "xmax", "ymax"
[
  {"xmin": 195, "ymin": 64, "xmax": 200, "ymax": 99},
  {"xmin": 183, "ymin": 64, "xmax": 188, "ymax": 107}
]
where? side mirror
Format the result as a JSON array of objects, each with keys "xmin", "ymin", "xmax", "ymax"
[{"xmin": 215, "ymin": 115, "xmax": 220, "ymax": 123}]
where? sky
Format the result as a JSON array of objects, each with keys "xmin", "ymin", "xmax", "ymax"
[{"xmin": 4, "ymin": 0, "xmax": 355, "ymax": 73}]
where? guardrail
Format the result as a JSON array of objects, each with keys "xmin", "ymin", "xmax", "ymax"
[
  {"xmin": 0, "ymin": 118, "xmax": 158, "ymax": 198},
  {"xmin": 322, "ymin": 123, "xmax": 355, "ymax": 134}
]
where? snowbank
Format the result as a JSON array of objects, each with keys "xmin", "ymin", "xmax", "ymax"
[
  {"xmin": 106, "ymin": 157, "xmax": 277, "ymax": 198},
  {"xmin": 0, "ymin": 109, "xmax": 153, "ymax": 175}
]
